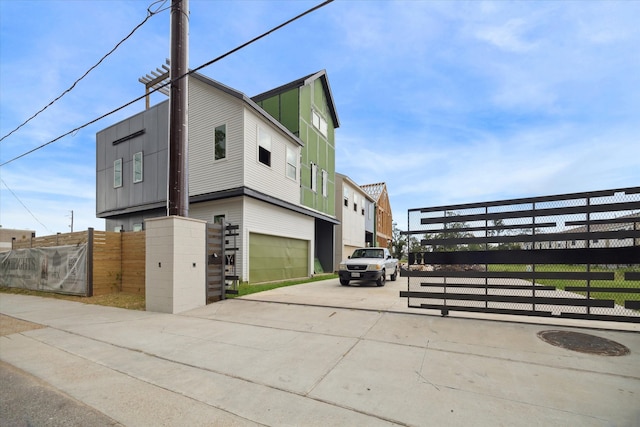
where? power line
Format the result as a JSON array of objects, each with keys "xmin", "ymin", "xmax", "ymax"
[
  {"xmin": 0, "ymin": 177, "xmax": 54, "ymax": 234},
  {"xmin": 0, "ymin": 0, "xmax": 170, "ymax": 143},
  {"xmin": 0, "ymin": 0, "xmax": 334, "ymax": 168}
]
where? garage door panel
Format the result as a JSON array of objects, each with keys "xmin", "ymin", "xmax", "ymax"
[{"xmin": 250, "ymin": 233, "xmax": 308, "ymax": 283}]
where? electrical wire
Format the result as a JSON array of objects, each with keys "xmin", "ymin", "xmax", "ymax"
[
  {"xmin": 0, "ymin": 0, "xmax": 169, "ymax": 143},
  {"xmin": 0, "ymin": 0, "xmax": 334, "ymax": 167},
  {"xmin": 0, "ymin": 177, "xmax": 54, "ymax": 234}
]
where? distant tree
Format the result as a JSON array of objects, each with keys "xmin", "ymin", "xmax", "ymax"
[
  {"xmin": 408, "ymin": 236, "xmax": 425, "ymax": 253},
  {"xmin": 429, "ymin": 211, "xmax": 480, "ymax": 252},
  {"xmin": 390, "ymin": 223, "xmax": 407, "ymax": 260}
]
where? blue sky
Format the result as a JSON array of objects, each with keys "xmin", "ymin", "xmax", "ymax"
[{"xmin": 1, "ymin": 0, "xmax": 638, "ymax": 235}]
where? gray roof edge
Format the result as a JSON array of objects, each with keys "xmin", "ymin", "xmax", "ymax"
[
  {"xmin": 336, "ymin": 172, "xmax": 375, "ymax": 202},
  {"xmin": 251, "ymin": 70, "xmax": 340, "ymax": 129}
]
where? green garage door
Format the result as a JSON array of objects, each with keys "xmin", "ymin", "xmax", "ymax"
[{"xmin": 249, "ymin": 233, "xmax": 309, "ymax": 283}]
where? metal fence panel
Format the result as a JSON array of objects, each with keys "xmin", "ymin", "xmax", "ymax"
[{"xmin": 401, "ymin": 187, "xmax": 640, "ymax": 323}]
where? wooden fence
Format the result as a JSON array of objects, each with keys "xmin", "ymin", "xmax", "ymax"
[{"xmin": 12, "ymin": 229, "xmax": 146, "ymax": 296}]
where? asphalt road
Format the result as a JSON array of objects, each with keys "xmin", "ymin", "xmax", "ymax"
[{"xmin": 0, "ymin": 361, "xmax": 121, "ymax": 427}]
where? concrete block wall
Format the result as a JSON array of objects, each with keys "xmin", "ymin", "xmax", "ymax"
[{"xmin": 145, "ymin": 216, "xmax": 206, "ymax": 313}]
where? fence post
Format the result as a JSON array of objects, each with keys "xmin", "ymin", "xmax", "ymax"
[{"xmin": 87, "ymin": 228, "xmax": 94, "ymax": 297}]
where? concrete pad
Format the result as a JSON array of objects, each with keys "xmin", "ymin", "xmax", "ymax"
[
  {"xmin": 2, "ymin": 328, "xmax": 396, "ymax": 426},
  {"xmin": 2, "ymin": 281, "xmax": 639, "ymax": 427},
  {"xmin": 0, "ymin": 333, "xmax": 259, "ymax": 427}
]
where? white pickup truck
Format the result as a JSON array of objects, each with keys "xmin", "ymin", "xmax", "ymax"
[{"xmin": 338, "ymin": 247, "xmax": 398, "ymax": 287}]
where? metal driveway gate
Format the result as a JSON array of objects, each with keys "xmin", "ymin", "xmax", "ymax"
[{"xmin": 401, "ymin": 187, "xmax": 640, "ymax": 323}]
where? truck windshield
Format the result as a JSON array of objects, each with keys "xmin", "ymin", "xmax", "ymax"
[{"xmin": 351, "ymin": 249, "xmax": 383, "ymax": 258}]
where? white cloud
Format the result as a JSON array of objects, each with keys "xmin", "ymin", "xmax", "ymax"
[{"xmin": 475, "ymin": 18, "xmax": 539, "ymax": 53}]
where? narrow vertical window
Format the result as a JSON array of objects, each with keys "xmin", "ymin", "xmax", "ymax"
[
  {"xmin": 311, "ymin": 163, "xmax": 318, "ymax": 192},
  {"xmin": 344, "ymin": 187, "xmax": 349, "ymax": 207},
  {"xmin": 286, "ymin": 147, "xmax": 297, "ymax": 180},
  {"xmin": 258, "ymin": 128, "xmax": 271, "ymax": 166},
  {"xmin": 133, "ymin": 152, "xmax": 143, "ymax": 183},
  {"xmin": 114, "ymin": 158, "xmax": 122, "ymax": 188},
  {"xmin": 321, "ymin": 169, "xmax": 328, "ymax": 197},
  {"xmin": 214, "ymin": 124, "xmax": 226, "ymax": 160},
  {"xmin": 311, "ymin": 110, "xmax": 327, "ymax": 137}
]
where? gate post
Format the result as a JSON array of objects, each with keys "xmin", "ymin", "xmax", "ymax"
[{"xmin": 145, "ymin": 216, "xmax": 206, "ymax": 313}]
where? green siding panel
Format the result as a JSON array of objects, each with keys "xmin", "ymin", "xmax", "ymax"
[
  {"xmin": 260, "ymin": 97, "xmax": 280, "ymax": 122},
  {"xmin": 249, "ymin": 233, "xmax": 308, "ymax": 283},
  {"xmin": 300, "ymin": 86, "xmax": 311, "ymax": 120},
  {"xmin": 280, "ymin": 89, "xmax": 300, "ymax": 134}
]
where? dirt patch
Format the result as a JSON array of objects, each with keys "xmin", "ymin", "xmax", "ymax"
[{"xmin": 0, "ymin": 314, "xmax": 45, "ymax": 337}]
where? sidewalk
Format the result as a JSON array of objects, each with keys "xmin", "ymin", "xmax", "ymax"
[{"xmin": 1, "ymin": 278, "xmax": 639, "ymax": 426}]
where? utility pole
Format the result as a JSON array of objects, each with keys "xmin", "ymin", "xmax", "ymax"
[
  {"xmin": 69, "ymin": 210, "xmax": 74, "ymax": 233},
  {"xmin": 168, "ymin": 0, "xmax": 189, "ymax": 217}
]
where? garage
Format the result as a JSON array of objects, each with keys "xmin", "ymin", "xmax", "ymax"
[{"xmin": 249, "ymin": 233, "xmax": 309, "ymax": 283}]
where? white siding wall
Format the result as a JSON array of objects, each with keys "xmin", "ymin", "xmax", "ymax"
[
  {"xmin": 341, "ymin": 182, "xmax": 367, "ymax": 248},
  {"xmin": 340, "ymin": 181, "xmax": 367, "ymax": 264},
  {"xmin": 243, "ymin": 197, "xmax": 314, "ymax": 282},
  {"xmin": 189, "ymin": 198, "xmax": 245, "ymax": 281},
  {"xmin": 189, "ymin": 197, "xmax": 314, "ymax": 282},
  {"xmin": 243, "ymin": 108, "xmax": 301, "ymax": 205},
  {"xmin": 188, "ymin": 78, "xmax": 244, "ymax": 196}
]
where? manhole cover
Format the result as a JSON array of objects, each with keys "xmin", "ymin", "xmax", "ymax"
[{"xmin": 537, "ymin": 330, "xmax": 630, "ymax": 356}]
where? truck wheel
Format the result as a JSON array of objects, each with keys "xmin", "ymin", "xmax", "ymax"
[
  {"xmin": 340, "ymin": 278, "xmax": 350, "ymax": 286},
  {"xmin": 376, "ymin": 270, "xmax": 386, "ymax": 287},
  {"xmin": 391, "ymin": 267, "xmax": 397, "ymax": 281}
]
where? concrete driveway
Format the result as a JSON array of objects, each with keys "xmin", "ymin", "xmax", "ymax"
[{"xmin": 1, "ymin": 278, "xmax": 639, "ymax": 426}]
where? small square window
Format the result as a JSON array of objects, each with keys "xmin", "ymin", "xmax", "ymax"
[{"xmin": 258, "ymin": 128, "xmax": 271, "ymax": 167}]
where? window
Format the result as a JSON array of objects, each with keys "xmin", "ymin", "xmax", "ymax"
[
  {"xmin": 311, "ymin": 110, "xmax": 327, "ymax": 137},
  {"xmin": 214, "ymin": 214, "xmax": 225, "ymax": 225},
  {"xmin": 214, "ymin": 124, "xmax": 226, "ymax": 160},
  {"xmin": 133, "ymin": 223, "xmax": 143, "ymax": 232},
  {"xmin": 344, "ymin": 187, "xmax": 349, "ymax": 207},
  {"xmin": 310, "ymin": 163, "xmax": 318, "ymax": 192},
  {"xmin": 258, "ymin": 128, "xmax": 271, "ymax": 166},
  {"xmin": 321, "ymin": 169, "xmax": 328, "ymax": 197},
  {"xmin": 286, "ymin": 147, "xmax": 297, "ymax": 180},
  {"xmin": 354, "ymin": 201, "xmax": 358, "ymax": 212},
  {"xmin": 133, "ymin": 152, "xmax": 143, "ymax": 183},
  {"xmin": 114, "ymin": 158, "xmax": 122, "ymax": 188}
]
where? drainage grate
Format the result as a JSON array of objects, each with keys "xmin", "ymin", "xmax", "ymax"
[{"xmin": 537, "ymin": 330, "xmax": 630, "ymax": 356}]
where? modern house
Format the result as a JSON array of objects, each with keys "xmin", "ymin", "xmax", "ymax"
[
  {"xmin": 334, "ymin": 173, "xmax": 375, "ymax": 269},
  {"xmin": 252, "ymin": 70, "xmax": 340, "ymax": 273},
  {"xmin": 361, "ymin": 182, "xmax": 393, "ymax": 248},
  {"xmin": 96, "ymin": 70, "xmax": 340, "ymax": 283}
]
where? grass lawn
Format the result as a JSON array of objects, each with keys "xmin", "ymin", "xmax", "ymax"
[
  {"xmin": 230, "ymin": 274, "xmax": 338, "ymax": 298},
  {"xmin": 488, "ymin": 264, "xmax": 640, "ymax": 308},
  {"xmin": 0, "ymin": 274, "xmax": 338, "ymax": 310}
]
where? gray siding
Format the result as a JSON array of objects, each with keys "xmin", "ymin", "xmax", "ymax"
[{"xmin": 96, "ymin": 101, "xmax": 168, "ymax": 218}]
